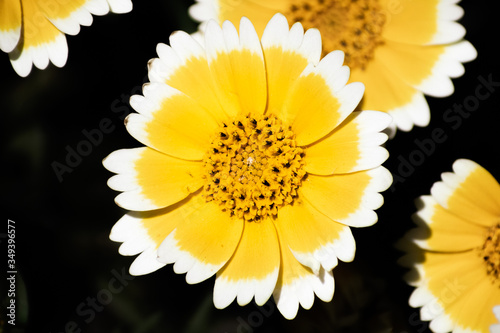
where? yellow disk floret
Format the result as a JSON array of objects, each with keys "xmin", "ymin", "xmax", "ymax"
[
  {"xmin": 202, "ymin": 114, "xmax": 306, "ymax": 222},
  {"xmin": 480, "ymin": 223, "xmax": 500, "ymax": 286},
  {"xmin": 285, "ymin": 0, "xmax": 386, "ymax": 69}
]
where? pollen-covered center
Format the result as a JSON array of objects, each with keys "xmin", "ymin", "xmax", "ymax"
[
  {"xmin": 286, "ymin": 0, "xmax": 386, "ymax": 70},
  {"xmin": 201, "ymin": 114, "xmax": 306, "ymax": 222},
  {"xmin": 479, "ymin": 223, "xmax": 500, "ymax": 286}
]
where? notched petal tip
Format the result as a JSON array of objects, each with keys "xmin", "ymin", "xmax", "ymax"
[{"xmin": 108, "ymin": 0, "xmax": 133, "ymax": 14}]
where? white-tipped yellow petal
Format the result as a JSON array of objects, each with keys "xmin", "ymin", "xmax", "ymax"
[
  {"xmin": 4, "ymin": 0, "xmax": 130, "ymax": 76},
  {"xmin": 107, "ymin": 0, "xmax": 133, "ymax": 13},
  {"xmin": 126, "ymin": 83, "xmax": 219, "ymax": 161},
  {"xmin": 377, "ymin": 39, "xmax": 476, "ymax": 99},
  {"xmin": 305, "ymin": 110, "xmax": 391, "ymax": 175},
  {"xmin": 153, "ymin": 33, "xmax": 234, "ymax": 123},
  {"xmin": 430, "ymin": 312, "xmax": 455, "ymax": 333},
  {"xmin": 44, "ymin": 1, "xmax": 96, "ymax": 36},
  {"xmin": 431, "ymin": 1, "xmax": 466, "ymax": 45},
  {"xmin": 409, "ymin": 283, "xmax": 435, "ymax": 308},
  {"xmin": 204, "ymin": 17, "xmax": 267, "ymax": 116},
  {"xmin": 275, "ymin": 267, "xmax": 334, "ymax": 320},
  {"xmin": 213, "ymin": 220, "xmax": 280, "ymax": 308},
  {"xmin": 170, "ymin": 30, "xmax": 205, "ymax": 63},
  {"xmin": 261, "ymin": 15, "xmax": 317, "ymax": 117},
  {"xmin": 0, "ymin": 0, "xmax": 22, "ymax": 53},
  {"xmin": 283, "ymin": 65, "xmax": 364, "ymax": 146},
  {"xmin": 382, "ymin": 0, "xmax": 466, "ymax": 45},
  {"xmin": 277, "ymin": 199, "xmax": 356, "ymax": 273},
  {"xmin": 431, "ymin": 159, "xmax": 500, "ymax": 227},
  {"xmin": 104, "ymin": 147, "xmax": 204, "ymax": 211},
  {"xmin": 83, "ymin": 0, "xmax": 110, "ymax": 15},
  {"xmin": 273, "ymin": 226, "xmax": 335, "ymax": 320},
  {"xmin": 189, "ymin": 0, "xmax": 218, "ymax": 27},
  {"xmin": 10, "ymin": 32, "xmax": 68, "ymax": 77},
  {"xmin": 387, "ymin": 91, "xmax": 430, "ymax": 134},
  {"xmin": 403, "ymin": 159, "xmax": 500, "ymax": 333},
  {"xmin": 110, "ymin": 212, "xmax": 167, "ymax": 275},
  {"xmin": 301, "ymin": 167, "xmax": 392, "ymax": 228},
  {"xmin": 157, "ymin": 199, "xmax": 243, "ymax": 284},
  {"xmin": 410, "ymin": 195, "xmax": 485, "ymax": 252}
]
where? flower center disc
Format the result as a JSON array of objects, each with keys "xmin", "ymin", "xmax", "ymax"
[
  {"xmin": 286, "ymin": 0, "xmax": 386, "ymax": 70},
  {"xmin": 480, "ymin": 223, "xmax": 500, "ymax": 285},
  {"xmin": 202, "ymin": 114, "xmax": 306, "ymax": 222}
]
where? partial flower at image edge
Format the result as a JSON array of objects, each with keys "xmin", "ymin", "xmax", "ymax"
[
  {"xmin": 0, "ymin": 0, "xmax": 133, "ymax": 77},
  {"xmin": 399, "ymin": 159, "xmax": 500, "ymax": 333},
  {"xmin": 189, "ymin": 0, "xmax": 477, "ymax": 135}
]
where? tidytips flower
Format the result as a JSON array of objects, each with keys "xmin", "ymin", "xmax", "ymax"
[
  {"xmin": 189, "ymin": 0, "xmax": 477, "ymax": 135},
  {"xmin": 103, "ymin": 13, "xmax": 392, "ymax": 319},
  {"xmin": 400, "ymin": 159, "xmax": 500, "ymax": 333},
  {"xmin": 0, "ymin": 0, "xmax": 132, "ymax": 77}
]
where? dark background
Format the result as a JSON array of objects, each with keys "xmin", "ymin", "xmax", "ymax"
[{"xmin": 1, "ymin": 1, "xmax": 499, "ymax": 332}]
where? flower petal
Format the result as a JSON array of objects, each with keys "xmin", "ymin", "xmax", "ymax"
[
  {"xmin": 7, "ymin": 0, "xmax": 131, "ymax": 77},
  {"xmin": 283, "ymin": 56, "xmax": 364, "ymax": 145},
  {"xmin": 9, "ymin": 0, "xmax": 71, "ymax": 77},
  {"xmin": 10, "ymin": 31, "xmax": 69, "ymax": 77},
  {"xmin": 351, "ymin": 60, "xmax": 429, "ymax": 133},
  {"xmin": 277, "ymin": 199, "xmax": 356, "ymax": 273},
  {"xmin": 202, "ymin": 21, "xmax": 240, "ymax": 117},
  {"xmin": 42, "ymin": 0, "xmax": 99, "ymax": 36},
  {"xmin": 431, "ymin": 159, "xmax": 500, "ymax": 227},
  {"xmin": 261, "ymin": 15, "xmax": 321, "ymax": 117},
  {"xmin": 377, "ymin": 40, "xmax": 476, "ymax": 98},
  {"xmin": 204, "ymin": 17, "xmax": 267, "ymax": 116},
  {"xmin": 109, "ymin": 197, "xmax": 204, "ymax": 276},
  {"xmin": 385, "ymin": 91, "xmax": 430, "ymax": 136},
  {"xmin": 189, "ymin": 0, "xmax": 218, "ymax": 27},
  {"xmin": 150, "ymin": 32, "xmax": 232, "ymax": 123},
  {"xmin": 273, "ymin": 224, "xmax": 334, "ymax": 320},
  {"xmin": 410, "ymin": 251, "xmax": 482, "ymax": 314},
  {"xmin": 81, "ymin": 0, "xmax": 110, "ymax": 15},
  {"xmin": 127, "ymin": 83, "xmax": 219, "ymax": 160},
  {"xmin": 446, "ymin": 278, "xmax": 500, "ymax": 333},
  {"xmin": 412, "ymin": 251, "xmax": 500, "ymax": 333},
  {"xmin": 409, "ymin": 195, "xmax": 486, "ymax": 252},
  {"xmin": 192, "ymin": 0, "xmax": 285, "ymax": 37},
  {"xmin": 157, "ymin": 199, "xmax": 244, "ymax": 284},
  {"xmin": 414, "ymin": 41, "xmax": 476, "ymax": 97},
  {"xmin": 107, "ymin": 0, "xmax": 133, "ymax": 13},
  {"xmin": 103, "ymin": 147, "xmax": 204, "ymax": 211},
  {"xmin": 305, "ymin": 110, "xmax": 390, "ymax": 175},
  {"xmin": 110, "ymin": 211, "xmax": 169, "ymax": 276},
  {"xmin": 0, "ymin": 0, "xmax": 21, "ymax": 53},
  {"xmin": 300, "ymin": 167, "xmax": 392, "ymax": 228},
  {"xmin": 213, "ymin": 219, "xmax": 280, "ymax": 308},
  {"xmin": 381, "ymin": 0, "xmax": 466, "ymax": 45},
  {"xmin": 429, "ymin": 312, "xmax": 455, "ymax": 333},
  {"xmin": 261, "ymin": 13, "xmax": 322, "ymax": 65}
]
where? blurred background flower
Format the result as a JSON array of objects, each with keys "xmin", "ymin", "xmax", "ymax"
[
  {"xmin": 400, "ymin": 159, "xmax": 500, "ymax": 333},
  {"xmin": 1, "ymin": 1, "xmax": 499, "ymax": 332},
  {"xmin": 0, "ymin": 0, "xmax": 132, "ymax": 77},
  {"xmin": 189, "ymin": 0, "xmax": 477, "ymax": 135}
]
